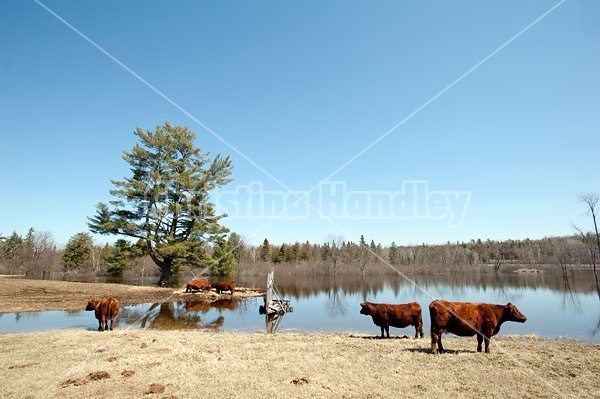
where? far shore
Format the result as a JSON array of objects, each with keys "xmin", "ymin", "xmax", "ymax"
[{"xmin": 0, "ymin": 276, "xmax": 263, "ymax": 313}]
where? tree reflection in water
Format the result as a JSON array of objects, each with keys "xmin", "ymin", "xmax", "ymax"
[{"xmin": 120, "ymin": 299, "xmax": 242, "ymax": 330}]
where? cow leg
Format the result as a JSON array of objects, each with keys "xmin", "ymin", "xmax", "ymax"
[
  {"xmin": 385, "ymin": 326, "xmax": 390, "ymax": 338},
  {"xmin": 415, "ymin": 321, "xmax": 424, "ymax": 339},
  {"xmin": 477, "ymin": 334, "xmax": 483, "ymax": 352},
  {"xmin": 484, "ymin": 336, "xmax": 490, "ymax": 353},
  {"xmin": 380, "ymin": 326, "xmax": 385, "ymax": 338},
  {"xmin": 97, "ymin": 320, "xmax": 102, "ymax": 332},
  {"xmin": 109, "ymin": 318, "xmax": 114, "ymax": 331},
  {"xmin": 431, "ymin": 330, "xmax": 443, "ymax": 354}
]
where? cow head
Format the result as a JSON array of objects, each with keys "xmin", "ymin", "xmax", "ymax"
[
  {"xmin": 359, "ymin": 302, "xmax": 372, "ymax": 315},
  {"xmin": 85, "ymin": 300, "xmax": 100, "ymax": 311},
  {"xmin": 504, "ymin": 302, "xmax": 527, "ymax": 323}
]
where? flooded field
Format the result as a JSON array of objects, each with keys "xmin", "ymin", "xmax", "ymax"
[{"xmin": 1, "ymin": 269, "xmax": 599, "ymax": 342}]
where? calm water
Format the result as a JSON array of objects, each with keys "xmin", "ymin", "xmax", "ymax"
[{"xmin": 1, "ymin": 270, "xmax": 599, "ymax": 342}]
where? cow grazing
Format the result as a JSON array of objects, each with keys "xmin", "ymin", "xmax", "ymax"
[
  {"xmin": 185, "ymin": 278, "xmax": 211, "ymax": 293},
  {"xmin": 429, "ymin": 300, "xmax": 527, "ymax": 354},
  {"xmin": 359, "ymin": 301, "xmax": 424, "ymax": 339},
  {"xmin": 85, "ymin": 297, "xmax": 119, "ymax": 331},
  {"xmin": 211, "ymin": 281, "xmax": 235, "ymax": 295}
]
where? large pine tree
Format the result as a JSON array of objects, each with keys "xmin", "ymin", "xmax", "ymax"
[{"xmin": 88, "ymin": 122, "xmax": 233, "ymax": 286}]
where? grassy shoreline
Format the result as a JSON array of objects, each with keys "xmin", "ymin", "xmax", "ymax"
[{"xmin": 0, "ymin": 329, "xmax": 598, "ymax": 399}]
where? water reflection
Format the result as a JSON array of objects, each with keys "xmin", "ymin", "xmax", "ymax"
[
  {"xmin": 118, "ymin": 299, "xmax": 247, "ymax": 331},
  {"xmin": 265, "ymin": 312, "xmax": 285, "ymax": 333},
  {"xmin": 2, "ymin": 270, "xmax": 599, "ymax": 341},
  {"xmin": 238, "ymin": 268, "xmax": 600, "ymax": 301},
  {"xmin": 327, "ymin": 286, "xmax": 347, "ymax": 318}
]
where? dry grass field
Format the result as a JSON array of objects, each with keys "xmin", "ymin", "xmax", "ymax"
[{"xmin": 0, "ymin": 329, "xmax": 598, "ymax": 399}]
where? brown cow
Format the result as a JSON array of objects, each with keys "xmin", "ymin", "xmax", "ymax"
[
  {"xmin": 85, "ymin": 297, "xmax": 119, "ymax": 331},
  {"xmin": 360, "ymin": 301, "xmax": 424, "ymax": 339},
  {"xmin": 429, "ymin": 300, "xmax": 527, "ymax": 354},
  {"xmin": 211, "ymin": 281, "xmax": 235, "ymax": 295},
  {"xmin": 185, "ymin": 278, "xmax": 211, "ymax": 293}
]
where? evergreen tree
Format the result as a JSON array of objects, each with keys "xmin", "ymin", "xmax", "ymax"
[
  {"xmin": 24, "ymin": 228, "xmax": 35, "ymax": 261},
  {"xmin": 370, "ymin": 240, "xmax": 377, "ymax": 253},
  {"xmin": 62, "ymin": 232, "xmax": 93, "ymax": 272},
  {"xmin": 274, "ymin": 244, "xmax": 287, "ymax": 264},
  {"xmin": 287, "ymin": 242, "xmax": 301, "ymax": 263},
  {"xmin": 3, "ymin": 231, "xmax": 23, "ymax": 259},
  {"xmin": 88, "ymin": 122, "xmax": 233, "ymax": 286},
  {"xmin": 227, "ymin": 232, "xmax": 244, "ymax": 265},
  {"xmin": 300, "ymin": 241, "xmax": 313, "ymax": 262},
  {"xmin": 388, "ymin": 241, "xmax": 399, "ymax": 265},
  {"xmin": 103, "ymin": 239, "xmax": 136, "ymax": 277},
  {"xmin": 260, "ymin": 238, "xmax": 271, "ymax": 262},
  {"xmin": 320, "ymin": 243, "xmax": 331, "ymax": 261},
  {"xmin": 211, "ymin": 238, "xmax": 236, "ymax": 276}
]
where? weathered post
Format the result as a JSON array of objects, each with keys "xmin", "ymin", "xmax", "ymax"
[{"xmin": 266, "ymin": 270, "xmax": 274, "ymax": 307}]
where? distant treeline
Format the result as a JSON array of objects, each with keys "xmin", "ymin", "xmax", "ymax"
[
  {"xmin": 234, "ymin": 234, "xmax": 597, "ymax": 276},
  {"xmin": 1, "ymin": 227, "xmax": 597, "ymax": 279}
]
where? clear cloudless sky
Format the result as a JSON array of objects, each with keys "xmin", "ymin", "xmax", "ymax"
[{"xmin": 1, "ymin": 0, "xmax": 599, "ymax": 247}]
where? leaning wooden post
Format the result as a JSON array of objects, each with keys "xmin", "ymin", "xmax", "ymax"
[{"xmin": 266, "ymin": 270, "xmax": 274, "ymax": 307}]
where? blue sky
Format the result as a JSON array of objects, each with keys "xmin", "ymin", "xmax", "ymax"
[{"xmin": 1, "ymin": 0, "xmax": 599, "ymax": 247}]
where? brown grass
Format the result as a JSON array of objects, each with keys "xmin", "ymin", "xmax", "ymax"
[{"xmin": 0, "ymin": 329, "xmax": 598, "ymax": 398}]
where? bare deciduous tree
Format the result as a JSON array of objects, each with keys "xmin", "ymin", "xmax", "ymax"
[
  {"xmin": 356, "ymin": 235, "xmax": 370, "ymax": 276},
  {"xmin": 574, "ymin": 192, "xmax": 600, "ymax": 290},
  {"xmin": 325, "ymin": 235, "xmax": 344, "ymax": 275}
]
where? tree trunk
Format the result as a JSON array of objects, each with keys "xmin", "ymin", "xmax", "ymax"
[
  {"xmin": 157, "ymin": 258, "xmax": 173, "ymax": 287},
  {"xmin": 145, "ymin": 239, "xmax": 173, "ymax": 287}
]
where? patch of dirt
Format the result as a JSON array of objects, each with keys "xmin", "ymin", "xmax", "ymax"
[
  {"xmin": 60, "ymin": 378, "xmax": 88, "ymax": 388},
  {"xmin": 7, "ymin": 363, "xmax": 38, "ymax": 369},
  {"xmin": 291, "ymin": 377, "xmax": 310, "ymax": 385},
  {"xmin": 0, "ymin": 276, "xmax": 264, "ymax": 313},
  {"xmin": 87, "ymin": 371, "xmax": 111, "ymax": 380},
  {"xmin": 144, "ymin": 383, "xmax": 166, "ymax": 395}
]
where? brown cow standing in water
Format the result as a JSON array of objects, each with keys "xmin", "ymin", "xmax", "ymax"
[
  {"xmin": 85, "ymin": 297, "xmax": 119, "ymax": 331},
  {"xmin": 429, "ymin": 300, "xmax": 527, "ymax": 354},
  {"xmin": 360, "ymin": 301, "xmax": 424, "ymax": 339}
]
